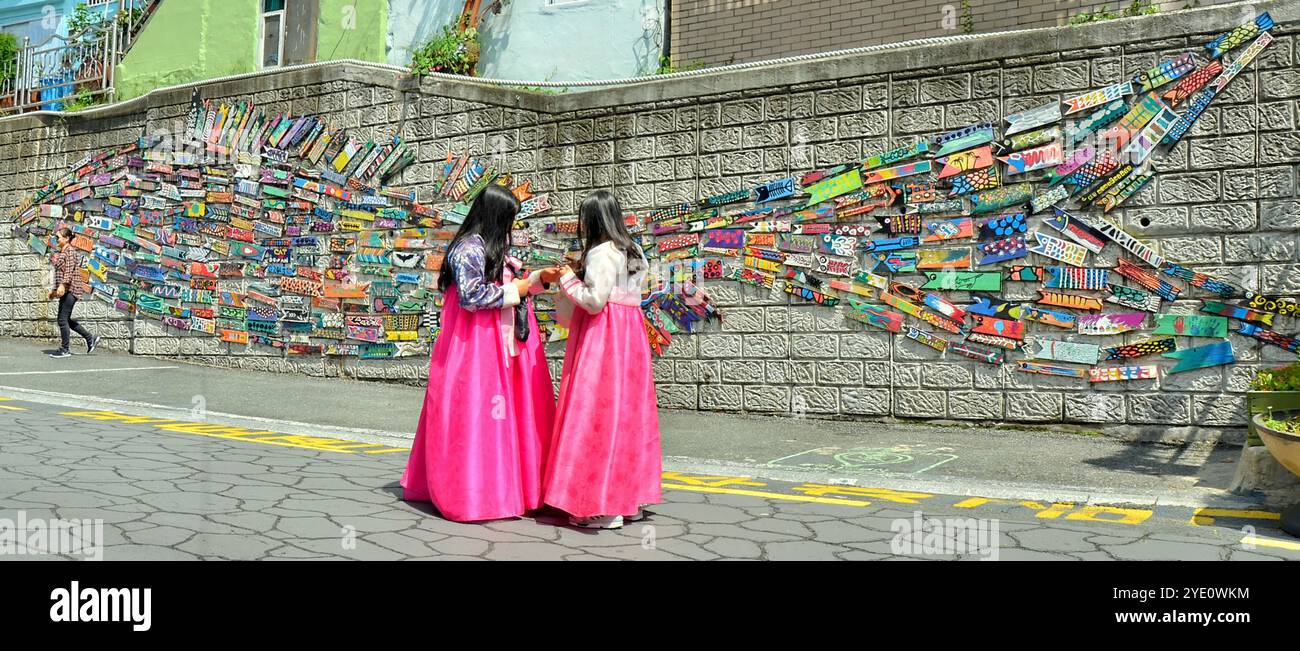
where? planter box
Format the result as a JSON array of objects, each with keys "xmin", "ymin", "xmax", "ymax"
[
  {"xmin": 1250, "ymin": 410, "xmax": 1300, "ymax": 538},
  {"xmin": 1247, "ymin": 391, "xmax": 1300, "ymax": 447}
]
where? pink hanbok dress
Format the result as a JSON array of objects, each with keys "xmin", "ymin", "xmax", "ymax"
[
  {"xmin": 400, "ymin": 234, "xmax": 555, "ymax": 522},
  {"xmin": 544, "ymin": 242, "xmax": 662, "ymax": 518}
]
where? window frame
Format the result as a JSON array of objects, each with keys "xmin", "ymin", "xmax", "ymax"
[{"xmin": 259, "ymin": 2, "xmax": 287, "ymax": 69}]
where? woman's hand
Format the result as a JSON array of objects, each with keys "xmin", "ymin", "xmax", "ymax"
[
  {"xmin": 54, "ymin": 285, "xmax": 66, "ymax": 298},
  {"xmin": 557, "ymin": 265, "xmax": 574, "ymax": 278},
  {"xmin": 512, "ymin": 276, "xmax": 534, "ymax": 296},
  {"xmin": 538, "ymin": 266, "xmax": 563, "ymax": 283}
]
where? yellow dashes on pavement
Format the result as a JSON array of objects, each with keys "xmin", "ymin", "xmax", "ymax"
[{"xmin": 58, "ymin": 410, "xmax": 407, "ymax": 454}]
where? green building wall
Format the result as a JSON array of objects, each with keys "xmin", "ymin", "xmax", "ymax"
[{"xmin": 115, "ymin": 0, "xmax": 388, "ymax": 102}]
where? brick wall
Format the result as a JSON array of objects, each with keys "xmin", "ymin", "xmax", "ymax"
[
  {"xmin": 1, "ymin": 1, "xmax": 1297, "ymax": 435},
  {"xmin": 670, "ymin": 0, "xmax": 1245, "ymax": 67}
]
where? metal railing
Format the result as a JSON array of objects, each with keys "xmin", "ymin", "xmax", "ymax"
[{"xmin": 1, "ymin": 0, "xmax": 156, "ymax": 114}]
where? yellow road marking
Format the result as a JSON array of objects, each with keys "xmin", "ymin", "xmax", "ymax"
[
  {"xmin": 1190, "ymin": 508, "xmax": 1281, "ymax": 526},
  {"xmin": 1242, "ymin": 535, "xmax": 1300, "ymax": 551},
  {"xmin": 59, "ymin": 410, "xmax": 405, "ymax": 454},
  {"xmin": 662, "ymin": 483, "xmax": 875, "ymax": 507},
  {"xmin": 0, "ymin": 405, "xmax": 27, "ymax": 411}
]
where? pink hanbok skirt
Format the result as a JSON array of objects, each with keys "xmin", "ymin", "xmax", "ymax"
[
  {"xmin": 544, "ymin": 302, "xmax": 661, "ymax": 518},
  {"xmin": 400, "ymin": 285, "xmax": 555, "ymax": 522}
]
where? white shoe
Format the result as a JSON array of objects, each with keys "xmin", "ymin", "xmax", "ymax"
[{"xmin": 569, "ymin": 514, "xmax": 624, "ymax": 529}]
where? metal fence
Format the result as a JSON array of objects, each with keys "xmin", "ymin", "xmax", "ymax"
[{"xmin": 1, "ymin": 0, "xmax": 156, "ymax": 113}]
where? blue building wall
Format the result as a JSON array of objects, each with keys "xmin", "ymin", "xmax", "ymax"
[
  {"xmin": 0, "ymin": 0, "xmax": 122, "ymax": 47},
  {"xmin": 385, "ymin": 0, "xmax": 665, "ymax": 81}
]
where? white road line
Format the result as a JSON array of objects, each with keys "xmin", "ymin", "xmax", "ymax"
[
  {"xmin": 0, "ymin": 384, "xmax": 414, "ymax": 448},
  {"xmin": 0, "ymin": 366, "xmax": 177, "ymax": 376}
]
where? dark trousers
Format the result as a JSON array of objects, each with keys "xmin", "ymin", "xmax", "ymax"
[{"xmin": 57, "ymin": 293, "xmax": 92, "ymax": 352}]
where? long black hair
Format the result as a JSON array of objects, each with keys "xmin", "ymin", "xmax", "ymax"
[
  {"xmin": 438, "ymin": 183, "xmax": 519, "ymax": 292},
  {"xmin": 577, "ymin": 190, "xmax": 644, "ymax": 278}
]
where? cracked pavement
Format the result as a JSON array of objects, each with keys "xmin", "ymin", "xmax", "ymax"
[{"xmin": 1, "ymin": 399, "xmax": 1297, "ymax": 561}]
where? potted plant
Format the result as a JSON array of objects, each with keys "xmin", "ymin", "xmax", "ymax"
[
  {"xmin": 1250, "ymin": 410, "xmax": 1300, "ymax": 537},
  {"xmin": 1248, "ymin": 363, "xmax": 1300, "ymax": 446}
]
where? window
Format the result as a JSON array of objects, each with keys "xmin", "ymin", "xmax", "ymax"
[{"xmin": 260, "ymin": 0, "xmax": 286, "ymax": 68}]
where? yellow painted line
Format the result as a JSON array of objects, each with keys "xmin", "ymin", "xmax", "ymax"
[
  {"xmin": 58, "ymin": 409, "xmax": 400, "ymax": 455},
  {"xmin": 1190, "ymin": 508, "xmax": 1281, "ymax": 526},
  {"xmin": 1242, "ymin": 535, "xmax": 1300, "ymax": 551},
  {"xmin": 0, "ymin": 404, "xmax": 27, "ymax": 411},
  {"xmin": 662, "ymin": 482, "xmax": 875, "ymax": 507}
]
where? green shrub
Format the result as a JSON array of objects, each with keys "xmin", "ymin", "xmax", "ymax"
[
  {"xmin": 0, "ymin": 32, "xmax": 18, "ymax": 87},
  {"xmin": 1251, "ymin": 363, "xmax": 1300, "ymax": 392},
  {"xmin": 1068, "ymin": 0, "xmax": 1160, "ymax": 25},
  {"xmin": 410, "ymin": 26, "xmax": 480, "ymax": 77}
]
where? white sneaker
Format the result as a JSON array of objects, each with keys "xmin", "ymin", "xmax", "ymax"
[{"xmin": 569, "ymin": 514, "xmax": 624, "ymax": 529}]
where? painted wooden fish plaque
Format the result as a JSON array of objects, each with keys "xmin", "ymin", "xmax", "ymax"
[
  {"xmin": 1000, "ymin": 126, "xmax": 1061, "ymax": 154},
  {"xmin": 804, "ymin": 169, "xmax": 863, "ymax": 207},
  {"xmin": 1004, "ymin": 101, "xmax": 1062, "ymax": 136},
  {"xmin": 999, "ymin": 142, "xmax": 1063, "ymax": 176},
  {"xmin": 1237, "ymin": 323, "xmax": 1300, "ymax": 353},
  {"xmin": 978, "ymin": 213, "xmax": 1027, "ymax": 240},
  {"xmin": 917, "ymin": 248, "xmax": 973, "ymax": 271},
  {"xmin": 871, "ymin": 252, "xmax": 918, "ymax": 273},
  {"xmin": 784, "ymin": 281, "xmax": 840, "ymax": 306},
  {"xmin": 1005, "ymin": 265, "xmax": 1044, "ymax": 282},
  {"xmin": 1067, "ymin": 100, "xmax": 1127, "ymax": 146},
  {"xmin": 1161, "ymin": 61, "xmax": 1224, "ymax": 107},
  {"xmin": 936, "ymin": 146, "xmax": 993, "ymax": 180},
  {"xmin": 1029, "ymin": 185, "xmax": 1072, "ymax": 215},
  {"xmin": 863, "ymin": 141, "xmax": 930, "ymax": 170},
  {"xmin": 1043, "ymin": 208, "xmax": 1106, "ymax": 254},
  {"xmin": 1104, "ymin": 223, "xmax": 1165, "ymax": 269},
  {"xmin": 1063, "ymin": 82, "xmax": 1133, "ymax": 116},
  {"xmin": 950, "ymin": 342, "xmax": 1006, "ymax": 365},
  {"xmin": 947, "ymin": 167, "xmax": 1000, "ymax": 196},
  {"xmin": 881, "ymin": 291, "xmax": 964, "ymax": 335},
  {"xmin": 1089, "ymin": 365, "xmax": 1158, "ymax": 382},
  {"xmin": 1044, "ymin": 145, "xmax": 1097, "ymax": 185},
  {"xmin": 1077, "ymin": 312, "xmax": 1146, "ymax": 336},
  {"xmin": 1120, "ymin": 107, "xmax": 1180, "ymax": 165},
  {"xmin": 1245, "ymin": 293, "xmax": 1300, "ymax": 319},
  {"xmin": 1038, "ymin": 290, "xmax": 1104, "ymax": 311},
  {"xmin": 903, "ymin": 326, "xmax": 949, "ymax": 353},
  {"xmin": 920, "ymin": 271, "xmax": 1000, "ymax": 292},
  {"xmin": 1199, "ymin": 300, "xmax": 1274, "ymax": 327},
  {"xmin": 1132, "ymin": 53, "xmax": 1197, "ymax": 92},
  {"xmin": 1104, "ymin": 337, "xmax": 1176, "ymax": 360},
  {"xmin": 971, "ymin": 314, "xmax": 1024, "ymax": 340},
  {"xmin": 845, "ymin": 300, "xmax": 904, "ymax": 333},
  {"xmin": 935, "ymin": 122, "xmax": 995, "ymax": 146},
  {"xmin": 861, "ymin": 237, "xmax": 921, "ymax": 253},
  {"xmin": 1031, "ymin": 339, "xmax": 1101, "ymax": 365},
  {"xmin": 970, "ymin": 184, "xmax": 1033, "ymax": 214},
  {"xmin": 1162, "ymin": 264, "xmax": 1239, "ymax": 298},
  {"xmin": 1043, "ymin": 267, "xmax": 1109, "ymax": 291},
  {"xmin": 922, "ymin": 217, "xmax": 975, "ymax": 243},
  {"xmin": 976, "ymin": 235, "xmax": 1028, "ymax": 266},
  {"xmin": 965, "ymin": 331, "xmax": 1027, "ymax": 351},
  {"xmin": 1154, "ymin": 314, "xmax": 1229, "ymax": 338},
  {"xmin": 754, "ymin": 177, "xmax": 797, "ymax": 203},
  {"xmin": 1106, "ymin": 284, "xmax": 1162, "ymax": 313},
  {"xmin": 1163, "ymin": 340, "xmax": 1235, "ymax": 374},
  {"xmin": 934, "ymin": 129, "xmax": 995, "ymax": 157},
  {"xmin": 904, "ymin": 199, "xmax": 966, "ymax": 215},
  {"xmin": 862, "ymin": 160, "xmax": 933, "ymax": 185},
  {"xmin": 1027, "ymin": 231, "xmax": 1088, "ymax": 266},
  {"xmin": 1116, "ymin": 259, "xmax": 1179, "ymax": 301},
  {"xmin": 1204, "ymin": 12, "xmax": 1274, "ymax": 59},
  {"xmin": 1017, "ymin": 361, "xmax": 1088, "ymax": 379}
]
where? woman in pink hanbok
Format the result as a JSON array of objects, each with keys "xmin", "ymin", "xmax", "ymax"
[
  {"xmin": 545, "ymin": 190, "xmax": 662, "ymax": 529},
  {"xmin": 401, "ymin": 184, "xmax": 557, "ymax": 522}
]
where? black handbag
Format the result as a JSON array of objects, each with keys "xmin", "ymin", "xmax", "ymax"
[{"xmin": 514, "ymin": 298, "xmax": 530, "ymax": 342}]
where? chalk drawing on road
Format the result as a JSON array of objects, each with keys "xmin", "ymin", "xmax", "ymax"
[{"xmin": 764, "ymin": 444, "xmax": 959, "ymax": 474}]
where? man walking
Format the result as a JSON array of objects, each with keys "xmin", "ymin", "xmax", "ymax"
[{"xmin": 48, "ymin": 227, "xmax": 98, "ymax": 359}]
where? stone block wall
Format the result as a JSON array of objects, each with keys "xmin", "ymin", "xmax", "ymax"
[{"xmin": 1, "ymin": 1, "xmax": 1297, "ymax": 433}]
